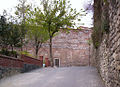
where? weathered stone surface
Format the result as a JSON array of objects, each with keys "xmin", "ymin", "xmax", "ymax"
[
  {"xmin": 92, "ymin": 0, "xmax": 120, "ymax": 87},
  {"xmin": 0, "ymin": 67, "xmax": 21, "ymax": 79},
  {"xmin": 22, "ymin": 64, "xmax": 40, "ymax": 72}
]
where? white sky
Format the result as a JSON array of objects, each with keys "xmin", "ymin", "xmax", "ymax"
[{"xmin": 0, "ymin": 0, "xmax": 93, "ymax": 28}]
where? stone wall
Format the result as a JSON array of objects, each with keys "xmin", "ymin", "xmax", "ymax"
[{"xmin": 92, "ymin": 0, "xmax": 120, "ymax": 87}]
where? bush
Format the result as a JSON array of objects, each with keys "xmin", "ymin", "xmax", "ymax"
[
  {"xmin": 0, "ymin": 49, "xmax": 18, "ymax": 58},
  {"xmin": 19, "ymin": 51, "xmax": 33, "ymax": 57}
]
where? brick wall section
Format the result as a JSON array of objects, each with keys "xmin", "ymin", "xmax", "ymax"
[
  {"xmin": 0, "ymin": 55, "xmax": 23, "ymax": 79},
  {"xmin": 0, "ymin": 55, "xmax": 23, "ymax": 68},
  {"xmin": 92, "ymin": 0, "xmax": 120, "ymax": 87},
  {"xmin": 0, "ymin": 55, "xmax": 43, "ymax": 79},
  {"xmin": 38, "ymin": 28, "xmax": 92, "ymax": 67},
  {"xmin": 21, "ymin": 55, "xmax": 43, "ymax": 66}
]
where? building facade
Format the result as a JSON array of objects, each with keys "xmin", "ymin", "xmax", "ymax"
[{"xmin": 37, "ymin": 27, "xmax": 92, "ymax": 67}]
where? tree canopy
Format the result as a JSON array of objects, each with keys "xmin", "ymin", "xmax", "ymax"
[
  {"xmin": 30, "ymin": 0, "xmax": 80, "ymax": 66},
  {"xmin": 0, "ymin": 0, "xmax": 81, "ymax": 60}
]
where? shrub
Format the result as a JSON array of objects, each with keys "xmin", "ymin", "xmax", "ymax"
[
  {"xmin": 19, "ymin": 51, "xmax": 33, "ymax": 57},
  {"xmin": 0, "ymin": 49, "xmax": 18, "ymax": 58}
]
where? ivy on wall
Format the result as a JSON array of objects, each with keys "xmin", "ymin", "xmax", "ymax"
[{"xmin": 92, "ymin": 0, "xmax": 109, "ymax": 49}]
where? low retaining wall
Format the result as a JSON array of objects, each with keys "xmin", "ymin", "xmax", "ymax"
[
  {"xmin": 0, "ymin": 55, "xmax": 43, "ymax": 79},
  {"xmin": 0, "ymin": 55, "xmax": 23, "ymax": 79},
  {"xmin": 21, "ymin": 55, "xmax": 43, "ymax": 72}
]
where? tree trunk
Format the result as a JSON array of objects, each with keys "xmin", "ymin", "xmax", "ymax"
[
  {"xmin": 49, "ymin": 36, "xmax": 54, "ymax": 67},
  {"xmin": 11, "ymin": 45, "xmax": 14, "ymax": 52},
  {"xmin": 35, "ymin": 44, "xmax": 39, "ymax": 58},
  {"xmin": 20, "ymin": 37, "xmax": 23, "ymax": 51}
]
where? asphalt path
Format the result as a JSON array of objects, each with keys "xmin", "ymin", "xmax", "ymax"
[{"xmin": 0, "ymin": 66, "xmax": 105, "ymax": 87}]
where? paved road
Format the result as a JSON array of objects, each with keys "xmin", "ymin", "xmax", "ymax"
[{"xmin": 0, "ymin": 66, "xmax": 105, "ymax": 87}]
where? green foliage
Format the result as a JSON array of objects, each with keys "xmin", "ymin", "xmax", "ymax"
[
  {"xmin": 0, "ymin": 49, "xmax": 18, "ymax": 58},
  {"xmin": 34, "ymin": 0, "xmax": 80, "ymax": 65},
  {"xmin": 27, "ymin": 25, "xmax": 49, "ymax": 58},
  {"xmin": 66, "ymin": 30, "xmax": 70, "ymax": 34},
  {"xmin": 20, "ymin": 51, "xmax": 33, "ymax": 57},
  {"xmin": 0, "ymin": 49, "xmax": 9, "ymax": 56},
  {"xmin": 101, "ymin": 0, "xmax": 109, "ymax": 33},
  {"xmin": 27, "ymin": 26, "xmax": 49, "ymax": 43},
  {"xmin": 15, "ymin": 0, "xmax": 30, "ymax": 50},
  {"xmin": 8, "ymin": 23, "xmax": 22, "ymax": 48},
  {"xmin": 39, "ymin": 0, "xmax": 80, "ymax": 37},
  {"xmin": 103, "ymin": 0, "xmax": 108, "ymax": 3},
  {"xmin": 101, "ymin": 20, "xmax": 109, "ymax": 33},
  {"xmin": 92, "ymin": 25, "xmax": 102, "ymax": 49},
  {"xmin": 0, "ymin": 16, "xmax": 10, "ymax": 47},
  {"xmin": 92, "ymin": 0, "xmax": 109, "ymax": 49},
  {"xmin": 87, "ymin": 39, "xmax": 92, "ymax": 45},
  {"xmin": 26, "ymin": 6, "xmax": 50, "ymax": 58},
  {"xmin": 15, "ymin": 0, "xmax": 30, "ymax": 23},
  {"xmin": 26, "ymin": 7, "xmax": 49, "ymax": 44},
  {"xmin": 0, "ymin": 0, "xmax": 80, "ymax": 60},
  {"xmin": 0, "ymin": 15, "xmax": 22, "ymax": 56}
]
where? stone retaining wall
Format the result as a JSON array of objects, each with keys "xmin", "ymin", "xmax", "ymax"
[{"xmin": 92, "ymin": 0, "xmax": 120, "ymax": 87}]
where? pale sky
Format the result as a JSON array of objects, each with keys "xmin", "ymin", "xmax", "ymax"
[{"xmin": 0, "ymin": 0, "xmax": 93, "ymax": 28}]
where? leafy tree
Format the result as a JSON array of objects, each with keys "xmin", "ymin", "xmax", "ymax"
[
  {"xmin": 15, "ymin": 0, "xmax": 30, "ymax": 51},
  {"xmin": 27, "ymin": 26, "xmax": 49, "ymax": 58},
  {"xmin": 26, "ymin": 8, "xmax": 49, "ymax": 58},
  {"xmin": 39, "ymin": 0, "xmax": 80, "ymax": 66},
  {"xmin": 8, "ymin": 23, "xmax": 22, "ymax": 51},
  {"xmin": 0, "ymin": 15, "xmax": 22, "ymax": 57},
  {"xmin": 0, "ymin": 15, "xmax": 10, "ymax": 50}
]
